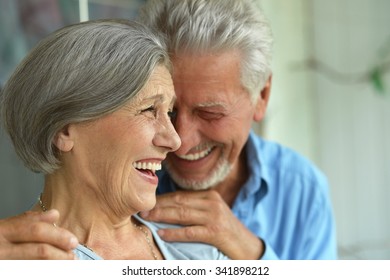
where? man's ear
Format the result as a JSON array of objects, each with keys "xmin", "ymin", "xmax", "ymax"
[
  {"xmin": 253, "ymin": 75, "xmax": 272, "ymax": 122},
  {"xmin": 53, "ymin": 125, "xmax": 74, "ymax": 152}
]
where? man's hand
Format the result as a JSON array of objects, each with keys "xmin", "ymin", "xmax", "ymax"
[
  {"xmin": 140, "ymin": 190, "xmax": 264, "ymax": 259},
  {"xmin": 0, "ymin": 210, "xmax": 78, "ymax": 260}
]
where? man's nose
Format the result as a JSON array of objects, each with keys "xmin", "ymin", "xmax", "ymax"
[{"xmin": 172, "ymin": 112, "xmax": 201, "ymax": 154}]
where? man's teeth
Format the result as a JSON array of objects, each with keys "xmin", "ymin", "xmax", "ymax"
[
  {"xmin": 132, "ymin": 162, "xmax": 162, "ymax": 172},
  {"xmin": 177, "ymin": 147, "xmax": 213, "ymax": 161}
]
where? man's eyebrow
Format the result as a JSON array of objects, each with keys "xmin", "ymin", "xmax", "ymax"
[{"xmin": 197, "ymin": 101, "xmax": 227, "ymax": 109}]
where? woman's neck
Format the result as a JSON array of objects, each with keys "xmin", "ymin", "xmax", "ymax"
[{"xmin": 37, "ymin": 174, "xmax": 162, "ymax": 259}]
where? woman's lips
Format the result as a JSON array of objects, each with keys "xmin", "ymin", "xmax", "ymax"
[{"xmin": 132, "ymin": 161, "xmax": 162, "ymax": 185}]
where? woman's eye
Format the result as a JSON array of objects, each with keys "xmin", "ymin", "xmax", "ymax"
[
  {"xmin": 141, "ymin": 106, "xmax": 157, "ymax": 117},
  {"xmin": 168, "ymin": 109, "xmax": 177, "ymax": 120}
]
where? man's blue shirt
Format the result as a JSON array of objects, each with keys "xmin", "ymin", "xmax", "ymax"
[{"xmin": 157, "ymin": 130, "xmax": 338, "ymax": 259}]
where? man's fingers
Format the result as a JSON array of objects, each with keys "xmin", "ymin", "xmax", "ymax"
[
  {"xmin": 1, "ymin": 210, "xmax": 78, "ymax": 251},
  {"xmin": 140, "ymin": 190, "xmax": 225, "ymax": 222},
  {"xmin": 5, "ymin": 210, "xmax": 60, "ymax": 227},
  {"xmin": 1, "ymin": 243, "xmax": 76, "ymax": 260},
  {"xmin": 157, "ymin": 226, "xmax": 211, "ymax": 244},
  {"xmin": 36, "ymin": 209, "xmax": 60, "ymax": 224},
  {"xmin": 140, "ymin": 202, "xmax": 214, "ymax": 225},
  {"xmin": 154, "ymin": 190, "xmax": 218, "ymax": 208}
]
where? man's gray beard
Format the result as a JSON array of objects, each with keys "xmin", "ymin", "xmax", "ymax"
[{"xmin": 164, "ymin": 158, "xmax": 232, "ymax": 191}]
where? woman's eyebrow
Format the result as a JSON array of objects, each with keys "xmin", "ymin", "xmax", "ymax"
[
  {"xmin": 169, "ymin": 95, "xmax": 177, "ymax": 107},
  {"xmin": 141, "ymin": 94, "xmax": 164, "ymax": 103}
]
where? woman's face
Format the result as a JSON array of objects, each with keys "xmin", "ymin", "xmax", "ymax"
[{"xmin": 66, "ymin": 66, "xmax": 180, "ymax": 216}]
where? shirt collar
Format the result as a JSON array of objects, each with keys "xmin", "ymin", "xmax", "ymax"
[{"xmin": 241, "ymin": 130, "xmax": 270, "ymax": 198}]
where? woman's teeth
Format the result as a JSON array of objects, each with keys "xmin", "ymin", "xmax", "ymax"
[
  {"xmin": 132, "ymin": 162, "xmax": 162, "ymax": 173},
  {"xmin": 177, "ymin": 146, "xmax": 213, "ymax": 161}
]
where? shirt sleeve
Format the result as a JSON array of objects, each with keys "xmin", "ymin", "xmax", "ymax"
[
  {"xmin": 299, "ymin": 176, "xmax": 338, "ymax": 259},
  {"xmin": 260, "ymin": 239, "xmax": 280, "ymax": 260}
]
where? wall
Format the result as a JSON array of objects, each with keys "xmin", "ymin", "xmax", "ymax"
[
  {"xmin": 261, "ymin": 0, "xmax": 390, "ymax": 259},
  {"xmin": 260, "ymin": 0, "xmax": 318, "ymax": 163},
  {"xmin": 312, "ymin": 0, "xmax": 390, "ymax": 259}
]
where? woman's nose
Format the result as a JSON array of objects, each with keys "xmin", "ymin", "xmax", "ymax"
[{"xmin": 154, "ymin": 116, "xmax": 181, "ymax": 152}]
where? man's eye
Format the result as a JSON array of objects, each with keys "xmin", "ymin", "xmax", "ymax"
[{"xmin": 198, "ymin": 110, "xmax": 224, "ymax": 120}]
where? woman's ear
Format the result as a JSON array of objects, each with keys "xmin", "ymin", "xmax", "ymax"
[
  {"xmin": 53, "ymin": 125, "xmax": 74, "ymax": 152},
  {"xmin": 253, "ymin": 75, "xmax": 272, "ymax": 122}
]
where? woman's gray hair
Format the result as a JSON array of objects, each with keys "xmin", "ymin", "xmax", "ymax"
[
  {"xmin": 0, "ymin": 19, "xmax": 170, "ymax": 174},
  {"xmin": 138, "ymin": 0, "xmax": 273, "ymax": 102}
]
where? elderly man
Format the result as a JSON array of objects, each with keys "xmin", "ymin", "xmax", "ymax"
[{"xmin": 138, "ymin": 0, "xmax": 337, "ymax": 260}]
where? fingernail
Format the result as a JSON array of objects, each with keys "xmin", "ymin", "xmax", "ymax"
[
  {"xmin": 45, "ymin": 209, "xmax": 57, "ymax": 215},
  {"xmin": 140, "ymin": 211, "xmax": 149, "ymax": 218},
  {"xmin": 69, "ymin": 237, "xmax": 79, "ymax": 248},
  {"xmin": 157, "ymin": 229, "xmax": 165, "ymax": 237}
]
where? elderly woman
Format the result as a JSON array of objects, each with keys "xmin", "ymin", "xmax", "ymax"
[{"xmin": 0, "ymin": 19, "xmax": 227, "ymax": 260}]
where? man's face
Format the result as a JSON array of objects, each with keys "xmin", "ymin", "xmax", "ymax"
[{"xmin": 164, "ymin": 50, "xmax": 261, "ymax": 190}]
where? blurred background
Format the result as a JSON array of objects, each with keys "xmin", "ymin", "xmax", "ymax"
[{"xmin": 0, "ymin": 0, "xmax": 389, "ymax": 259}]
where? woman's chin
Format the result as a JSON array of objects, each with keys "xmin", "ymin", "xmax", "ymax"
[{"xmin": 139, "ymin": 197, "xmax": 156, "ymax": 212}]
